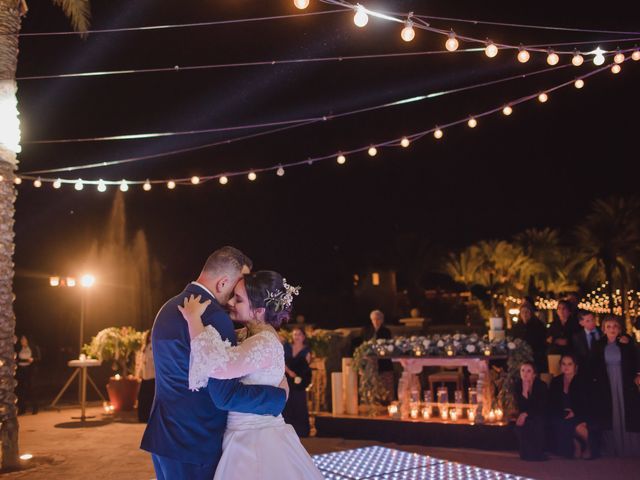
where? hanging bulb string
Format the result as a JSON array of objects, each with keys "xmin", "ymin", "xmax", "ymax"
[
  {"xmin": 24, "ymin": 61, "xmax": 574, "ymax": 147},
  {"xmin": 17, "ymin": 55, "xmax": 631, "ymax": 186}
]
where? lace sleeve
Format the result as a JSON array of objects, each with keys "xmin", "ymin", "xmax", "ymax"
[
  {"xmin": 209, "ymin": 331, "xmax": 283, "ymax": 380},
  {"xmin": 189, "ymin": 325, "xmax": 232, "ymax": 391}
]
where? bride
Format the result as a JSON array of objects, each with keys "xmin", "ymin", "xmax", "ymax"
[{"xmin": 179, "ymin": 270, "xmax": 324, "ymax": 480}]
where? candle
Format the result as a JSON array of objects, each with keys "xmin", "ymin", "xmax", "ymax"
[
  {"xmin": 484, "ymin": 348, "xmax": 491, "ymax": 356},
  {"xmin": 468, "ymin": 409, "xmax": 476, "ymax": 422},
  {"xmin": 421, "ymin": 406, "xmax": 432, "ymax": 419},
  {"xmin": 449, "ymin": 409, "xmax": 458, "ymax": 421},
  {"xmin": 410, "ymin": 408, "xmax": 419, "ymax": 419},
  {"xmin": 488, "ymin": 410, "xmax": 496, "ymax": 422},
  {"xmin": 114, "ymin": 374, "xmax": 121, "ymax": 381},
  {"xmin": 388, "ymin": 403, "xmax": 399, "ymax": 417},
  {"xmin": 440, "ymin": 406, "xmax": 448, "ymax": 420},
  {"xmin": 495, "ymin": 408, "xmax": 504, "ymax": 421}
]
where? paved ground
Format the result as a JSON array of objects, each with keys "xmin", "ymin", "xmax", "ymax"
[{"xmin": 4, "ymin": 406, "xmax": 639, "ymax": 479}]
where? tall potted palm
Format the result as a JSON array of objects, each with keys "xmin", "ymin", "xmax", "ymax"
[{"xmin": 0, "ymin": 0, "xmax": 91, "ymax": 468}]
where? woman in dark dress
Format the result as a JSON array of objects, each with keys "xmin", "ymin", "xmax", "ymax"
[
  {"xmin": 513, "ymin": 361, "xmax": 548, "ymax": 461},
  {"xmin": 16, "ymin": 334, "xmax": 40, "ymax": 415},
  {"xmin": 591, "ymin": 315, "xmax": 640, "ymax": 456},
  {"xmin": 549, "ymin": 353, "xmax": 591, "ymax": 458},
  {"xmin": 282, "ymin": 327, "xmax": 312, "ymax": 437},
  {"xmin": 511, "ymin": 304, "xmax": 548, "ymax": 373}
]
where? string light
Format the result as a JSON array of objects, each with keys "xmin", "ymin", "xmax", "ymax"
[
  {"xmin": 632, "ymin": 49, "xmax": 640, "ymax": 61},
  {"xmin": 401, "ymin": 19, "xmax": 415, "ymax": 42},
  {"xmin": 546, "ymin": 49, "xmax": 559, "ymax": 65},
  {"xmin": 119, "ymin": 180, "xmax": 129, "ymax": 192},
  {"xmin": 337, "ymin": 153, "xmax": 346, "ymax": 164},
  {"xmin": 368, "ymin": 146, "xmax": 377, "ymax": 156},
  {"xmin": 293, "ymin": 0, "xmax": 310, "ymax": 10},
  {"xmin": 190, "ymin": 176, "xmax": 200, "ymax": 185},
  {"xmin": 467, "ymin": 117, "xmax": 477, "ymax": 128},
  {"xmin": 53, "ymin": 178, "xmax": 61, "ymax": 189},
  {"xmin": 74, "ymin": 179, "xmax": 83, "ymax": 191},
  {"xmin": 167, "ymin": 180, "xmax": 176, "ymax": 189},
  {"xmin": 13, "ymin": 177, "xmax": 22, "ymax": 185},
  {"xmin": 611, "ymin": 64, "xmax": 621, "ymax": 74},
  {"xmin": 517, "ymin": 46, "xmax": 530, "ymax": 63},
  {"xmin": 400, "ymin": 137, "xmax": 410, "ymax": 147},
  {"xmin": 353, "ymin": 5, "xmax": 368, "ymax": 28},
  {"xmin": 276, "ymin": 166, "xmax": 285, "ymax": 176},
  {"xmin": 33, "ymin": 178, "xmax": 42, "ymax": 188},
  {"xmin": 248, "ymin": 171, "xmax": 257, "ymax": 181},
  {"xmin": 485, "ymin": 40, "xmax": 498, "ymax": 58},
  {"xmin": 592, "ymin": 47, "xmax": 606, "ymax": 65},
  {"xmin": 445, "ymin": 31, "xmax": 459, "ymax": 52},
  {"xmin": 97, "ymin": 179, "xmax": 106, "ymax": 192},
  {"xmin": 219, "ymin": 176, "xmax": 228, "ymax": 185},
  {"xmin": 143, "ymin": 180, "xmax": 152, "ymax": 191},
  {"xmin": 574, "ymin": 78, "xmax": 585, "ymax": 88},
  {"xmin": 572, "ymin": 51, "xmax": 584, "ymax": 66},
  {"xmin": 433, "ymin": 128, "xmax": 443, "ymax": 139},
  {"xmin": 614, "ymin": 50, "xmax": 625, "ymax": 63},
  {"xmin": 502, "ymin": 105, "xmax": 513, "ymax": 116},
  {"xmin": 538, "ymin": 92, "xmax": 548, "ymax": 103}
]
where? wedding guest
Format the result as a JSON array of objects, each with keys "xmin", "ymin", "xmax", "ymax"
[
  {"xmin": 283, "ymin": 327, "xmax": 312, "ymax": 437},
  {"xmin": 592, "ymin": 315, "xmax": 640, "ymax": 456},
  {"xmin": 363, "ymin": 310, "xmax": 394, "ymax": 403},
  {"xmin": 16, "ymin": 334, "xmax": 40, "ymax": 415},
  {"xmin": 572, "ymin": 311, "xmax": 602, "ymax": 381},
  {"xmin": 547, "ymin": 300, "xmax": 580, "ymax": 356},
  {"xmin": 137, "ymin": 332, "xmax": 156, "ymax": 423},
  {"xmin": 511, "ymin": 303, "xmax": 548, "ymax": 373},
  {"xmin": 513, "ymin": 361, "xmax": 548, "ymax": 461},
  {"xmin": 549, "ymin": 354, "xmax": 591, "ymax": 458}
]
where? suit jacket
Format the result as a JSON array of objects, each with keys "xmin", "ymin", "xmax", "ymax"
[
  {"xmin": 140, "ymin": 283, "xmax": 286, "ymax": 465},
  {"xmin": 571, "ymin": 328, "xmax": 602, "ymax": 380}
]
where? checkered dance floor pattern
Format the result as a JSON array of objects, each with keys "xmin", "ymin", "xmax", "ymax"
[{"xmin": 312, "ymin": 446, "xmax": 533, "ymax": 480}]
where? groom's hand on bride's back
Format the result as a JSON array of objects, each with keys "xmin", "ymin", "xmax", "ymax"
[{"xmin": 278, "ymin": 375, "xmax": 290, "ymax": 400}]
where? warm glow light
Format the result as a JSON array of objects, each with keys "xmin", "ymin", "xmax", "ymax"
[
  {"xmin": 119, "ymin": 180, "xmax": 129, "ymax": 192},
  {"xmin": 372, "ymin": 272, "xmax": 380, "ymax": 286},
  {"xmin": 337, "ymin": 154, "xmax": 346, "ymax": 164},
  {"xmin": 517, "ymin": 47, "xmax": 530, "ymax": 63},
  {"xmin": 485, "ymin": 41, "xmax": 498, "ymax": 58},
  {"xmin": 546, "ymin": 50, "xmax": 559, "ymax": 65},
  {"xmin": 632, "ymin": 50, "xmax": 640, "ymax": 61},
  {"xmin": 574, "ymin": 78, "xmax": 585, "ymax": 89},
  {"xmin": 219, "ymin": 176, "xmax": 228, "ymax": 185},
  {"xmin": 538, "ymin": 92, "xmax": 548, "ymax": 103},
  {"xmin": 400, "ymin": 137, "xmax": 410, "ymax": 148},
  {"xmin": 96, "ymin": 180, "xmax": 106, "ymax": 192},
  {"xmin": 611, "ymin": 64, "xmax": 621, "ymax": 74},
  {"xmin": 248, "ymin": 171, "xmax": 257, "ymax": 181},
  {"xmin": 592, "ymin": 48, "xmax": 606, "ymax": 65},
  {"xmin": 445, "ymin": 32, "xmax": 459, "ymax": 52},
  {"xmin": 353, "ymin": 5, "xmax": 368, "ymax": 27},
  {"xmin": 293, "ymin": 0, "xmax": 309, "ymax": 9},
  {"xmin": 143, "ymin": 180, "xmax": 152, "ymax": 191},
  {"xmin": 19, "ymin": 454, "xmax": 32, "ymax": 461},
  {"xmin": 467, "ymin": 117, "xmax": 477, "ymax": 128},
  {"xmin": 401, "ymin": 22, "xmax": 415, "ymax": 42},
  {"xmin": 49, "ymin": 276, "xmax": 60, "ymax": 287},
  {"xmin": 0, "ymin": 79, "xmax": 22, "ymax": 157},
  {"xmin": 368, "ymin": 146, "xmax": 377, "ymax": 157},
  {"xmin": 14, "ymin": 177, "xmax": 21, "ymax": 185},
  {"xmin": 276, "ymin": 166, "xmax": 285, "ymax": 177},
  {"xmin": 614, "ymin": 51, "xmax": 625, "ymax": 64},
  {"xmin": 114, "ymin": 374, "xmax": 121, "ymax": 380},
  {"xmin": 53, "ymin": 178, "xmax": 61, "ymax": 189},
  {"xmin": 190, "ymin": 176, "xmax": 200, "ymax": 185},
  {"xmin": 33, "ymin": 178, "xmax": 42, "ymax": 188},
  {"xmin": 67, "ymin": 277, "xmax": 76, "ymax": 288},
  {"xmin": 167, "ymin": 180, "xmax": 176, "ymax": 189},
  {"xmin": 433, "ymin": 128, "xmax": 443, "ymax": 139},
  {"xmin": 572, "ymin": 52, "xmax": 584, "ymax": 66},
  {"xmin": 502, "ymin": 105, "xmax": 513, "ymax": 116},
  {"xmin": 74, "ymin": 179, "xmax": 83, "ymax": 191},
  {"xmin": 80, "ymin": 274, "xmax": 95, "ymax": 288}
]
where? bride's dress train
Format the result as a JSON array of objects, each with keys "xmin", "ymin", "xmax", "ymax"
[{"xmin": 189, "ymin": 326, "xmax": 324, "ymax": 480}]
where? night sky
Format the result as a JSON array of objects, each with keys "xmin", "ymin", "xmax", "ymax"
[{"xmin": 12, "ymin": 0, "xmax": 640, "ymax": 343}]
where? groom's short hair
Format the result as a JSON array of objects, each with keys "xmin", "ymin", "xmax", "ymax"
[{"xmin": 202, "ymin": 246, "xmax": 253, "ymax": 276}]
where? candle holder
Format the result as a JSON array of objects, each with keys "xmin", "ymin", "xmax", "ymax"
[
  {"xmin": 410, "ymin": 401, "xmax": 420, "ymax": 419},
  {"xmin": 436, "ymin": 387, "xmax": 449, "ymax": 404},
  {"xmin": 449, "ymin": 409, "xmax": 458, "ymax": 421},
  {"xmin": 487, "ymin": 409, "xmax": 496, "ymax": 422},
  {"xmin": 421, "ymin": 405, "xmax": 432, "ymax": 419},
  {"xmin": 454, "ymin": 391, "xmax": 463, "ymax": 416},
  {"xmin": 423, "ymin": 390, "xmax": 432, "ymax": 403},
  {"xmin": 468, "ymin": 387, "xmax": 478, "ymax": 405},
  {"xmin": 439, "ymin": 405, "xmax": 448, "ymax": 420},
  {"xmin": 467, "ymin": 408, "xmax": 476, "ymax": 423},
  {"xmin": 495, "ymin": 408, "xmax": 504, "ymax": 422},
  {"xmin": 387, "ymin": 401, "xmax": 400, "ymax": 418}
]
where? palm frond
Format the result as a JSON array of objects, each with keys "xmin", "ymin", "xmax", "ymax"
[{"xmin": 52, "ymin": 0, "xmax": 91, "ymax": 34}]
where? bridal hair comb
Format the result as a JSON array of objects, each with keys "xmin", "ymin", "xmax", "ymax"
[{"xmin": 265, "ymin": 278, "xmax": 301, "ymax": 312}]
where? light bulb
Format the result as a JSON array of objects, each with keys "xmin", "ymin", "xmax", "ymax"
[
  {"xmin": 353, "ymin": 5, "xmax": 368, "ymax": 28},
  {"xmin": 546, "ymin": 50, "xmax": 559, "ymax": 65},
  {"xmin": 248, "ymin": 172, "xmax": 257, "ymax": 181},
  {"xmin": 572, "ymin": 52, "xmax": 584, "ymax": 66},
  {"xmin": 97, "ymin": 180, "xmax": 106, "ymax": 192},
  {"xmin": 14, "ymin": 177, "xmax": 22, "ymax": 185},
  {"xmin": 632, "ymin": 50, "xmax": 640, "ymax": 61},
  {"xmin": 401, "ymin": 22, "xmax": 415, "ymax": 42},
  {"xmin": 143, "ymin": 180, "xmax": 152, "ymax": 191},
  {"xmin": 485, "ymin": 41, "xmax": 498, "ymax": 58},
  {"xmin": 400, "ymin": 137, "xmax": 410, "ymax": 148},
  {"xmin": 574, "ymin": 79, "xmax": 585, "ymax": 89},
  {"xmin": 276, "ymin": 167, "xmax": 285, "ymax": 177},
  {"xmin": 538, "ymin": 92, "xmax": 548, "ymax": 103},
  {"xmin": 167, "ymin": 180, "xmax": 176, "ymax": 189},
  {"xmin": 445, "ymin": 32, "xmax": 459, "ymax": 52},
  {"xmin": 190, "ymin": 176, "xmax": 200, "ymax": 185},
  {"xmin": 593, "ymin": 48, "xmax": 605, "ymax": 66},
  {"xmin": 119, "ymin": 180, "xmax": 129, "ymax": 192},
  {"xmin": 517, "ymin": 47, "xmax": 530, "ymax": 63},
  {"xmin": 53, "ymin": 178, "xmax": 61, "ymax": 189},
  {"xmin": 294, "ymin": 0, "xmax": 309, "ymax": 10},
  {"xmin": 467, "ymin": 117, "xmax": 477, "ymax": 128},
  {"xmin": 503, "ymin": 105, "xmax": 513, "ymax": 116},
  {"xmin": 614, "ymin": 51, "xmax": 625, "ymax": 64},
  {"xmin": 74, "ymin": 179, "xmax": 83, "ymax": 191},
  {"xmin": 433, "ymin": 128, "xmax": 443, "ymax": 139},
  {"xmin": 611, "ymin": 64, "xmax": 621, "ymax": 74},
  {"xmin": 368, "ymin": 146, "xmax": 377, "ymax": 157},
  {"xmin": 337, "ymin": 154, "xmax": 346, "ymax": 164},
  {"xmin": 219, "ymin": 176, "xmax": 228, "ymax": 185},
  {"xmin": 33, "ymin": 178, "xmax": 42, "ymax": 188}
]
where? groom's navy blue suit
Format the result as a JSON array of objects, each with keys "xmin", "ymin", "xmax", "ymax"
[{"xmin": 141, "ymin": 282, "xmax": 286, "ymax": 479}]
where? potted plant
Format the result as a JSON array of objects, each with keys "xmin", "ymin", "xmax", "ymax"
[{"xmin": 83, "ymin": 326, "xmax": 145, "ymax": 411}]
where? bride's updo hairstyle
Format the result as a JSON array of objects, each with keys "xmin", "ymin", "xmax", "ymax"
[{"xmin": 244, "ymin": 271, "xmax": 298, "ymax": 328}]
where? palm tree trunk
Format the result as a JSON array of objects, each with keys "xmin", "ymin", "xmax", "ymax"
[{"xmin": 0, "ymin": 0, "xmax": 22, "ymax": 469}]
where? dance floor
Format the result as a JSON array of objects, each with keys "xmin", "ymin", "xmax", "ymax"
[{"xmin": 312, "ymin": 446, "xmax": 532, "ymax": 480}]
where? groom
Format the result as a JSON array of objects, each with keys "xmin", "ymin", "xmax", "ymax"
[{"xmin": 141, "ymin": 246, "xmax": 287, "ymax": 479}]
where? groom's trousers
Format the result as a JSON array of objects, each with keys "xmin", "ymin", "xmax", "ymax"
[{"xmin": 152, "ymin": 454, "xmax": 216, "ymax": 480}]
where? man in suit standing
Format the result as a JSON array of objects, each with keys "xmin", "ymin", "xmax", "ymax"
[
  {"xmin": 572, "ymin": 310, "xmax": 602, "ymax": 380},
  {"xmin": 141, "ymin": 246, "xmax": 287, "ymax": 480}
]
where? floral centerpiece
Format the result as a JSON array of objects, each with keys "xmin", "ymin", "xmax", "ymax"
[{"xmin": 83, "ymin": 326, "xmax": 146, "ymax": 376}]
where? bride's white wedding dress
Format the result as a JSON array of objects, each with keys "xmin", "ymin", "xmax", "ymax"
[{"xmin": 189, "ymin": 325, "xmax": 325, "ymax": 480}]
